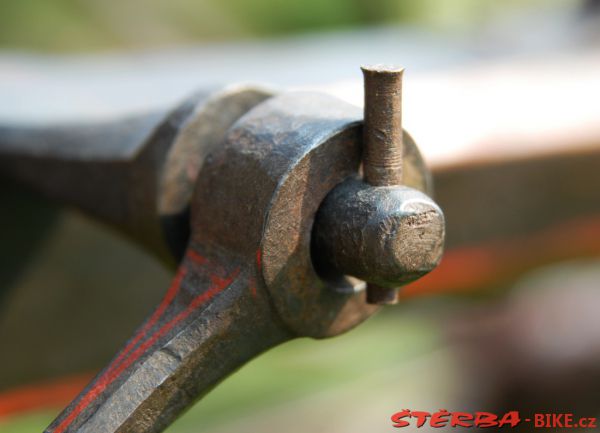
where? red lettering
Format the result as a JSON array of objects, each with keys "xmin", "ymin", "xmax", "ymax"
[
  {"xmin": 430, "ymin": 409, "xmax": 450, "ymax": 428},
  {"xmin": 391, "ymin": 409, "xmax": 411, "ymax": 428},
  {"xmin": 389, "ymin": 410, "xmax": 595, "ymax": 429},
  {"xmin": 552, "ymin": 414, "xmax": 564, "ymax": 427},
  {"xmin": 451, "ymin": 412, "xmax": 474, "ymax": 428},
  {"xmin": 564, "ymin": 414, "xmax": 573, "ymax": 428},
  {"xmin": 498, "ymin": 411, "xmax": 521, "ymax": 428},
  {"xmin": 534, "ymin": 414, "xmax": 546, "ymax": 427},
  {"xmin": 475, "ymin": 412, "xmax": 498, "ymax": 428},
  {"xmin": 411, "ymin": 411, "xmax": 431, "ymax": 428}
]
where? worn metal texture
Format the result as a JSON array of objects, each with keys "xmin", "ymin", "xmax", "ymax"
[
  {"xmin": 0, "ymin": 81, "xmax": 442, "ymax": 432},
  {"xmin": 312, "ymin": 177, "xmax": 444, "ymax": 288},
  {"xmin": 2, "ymin": 34, "xmax": 600, "ymax": 420},
  {"xmin": 158, "ymin": 86, "xmax": 272, "ymax": 259},
  {"xmin": 231, "ymin": 92, "xmax": 377, "ymax": 337},
  {"xmin": 356, "ymin": 65, "xmax": 443, "ymax": 304},
  {"xmin": 44, "ymin": 242, "xmax": 290, "ymax": 433},
  {"xmin": 361, "ymin": 65, "xmax": 405, "ymax": 186},
  {"xmin": 36, "ymin": 89, "xmax": 441, "ymax": 432},
  {"xmin": 0, "ymin": 85, "xmax": 271, "ymax": 264}
]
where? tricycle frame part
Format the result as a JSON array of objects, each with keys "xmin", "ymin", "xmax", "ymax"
[{"xmin": 20, "ymin": 88, "xmax": 437, "ymax": 433}]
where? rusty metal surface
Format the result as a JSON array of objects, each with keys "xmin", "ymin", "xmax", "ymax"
[
  {"xmin": 0, "ymin": 86, "xmax": 271, "ymax": 264},
  {"xmin": 312, "ymin": 178, "xmax": 444, "ymax": 289},
  {"xmin": 1, "ymin": 51, "xmax": 600, "ymax": 431},
  {"xmin": 353, "ymin": 65, "xmax": 444, "ymax": 304},
  {"xmin": 1, "ymin": 50, "xmax": 600, "ymax": 428},
  {"xmin": 2, "ymin": 13, "xmax": 600, "ymax": 428},
  {"xmin": 0, "ymin": 81, "xmax": 444, "ymax": 432},
  {"xmin": 46, "ymin": 243, "xmax": 289, "ymax": 433},
  {"xmin": 361, "ymin": 65, "xmax": 405, "ymax": 187}
]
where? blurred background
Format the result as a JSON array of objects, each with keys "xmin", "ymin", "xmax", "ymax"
[
  {"xmin": 1, "ymin": 0, "xmax": 600, "ymax": 432},
  {"xmin": 0, "ymin": 0, "xmax": 582, "ymax": 51}
]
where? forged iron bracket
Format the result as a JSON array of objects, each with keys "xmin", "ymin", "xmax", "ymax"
[{"xmin": 1, "ymin": 86, "xmax": 437, "ymax": 433}]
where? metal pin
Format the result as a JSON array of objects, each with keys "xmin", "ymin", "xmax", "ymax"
[
  {"xmin": 361, "ymin": 64, "xmax": 404, "ymax": 186},
  {"xmin": 361, "ymin": 64, "xmax": 405, "ymax": 305}
]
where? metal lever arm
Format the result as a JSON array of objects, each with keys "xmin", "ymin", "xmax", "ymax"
[
  {"xmin": 42, "ymin": 90, "xmax": 405, "ymax": 433},
  {"xmin": 0, "ymin": 87, "xmax": 271, "ymax": 262},
  {"xmin": 0, "ymin": 111, "xmax": 171, "ymax": 256},
  {"xmin": 45, "ymin": 243, "xmax": 289, "ymax": 433}
]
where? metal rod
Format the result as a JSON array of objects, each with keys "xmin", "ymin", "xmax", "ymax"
[
  {"xmin": 361, "ymin": 64, "xmax": 404, "ymax": 186},
  {"xmin": 361, "ymin": 64, "xmax": 405, "ymax": 304}
]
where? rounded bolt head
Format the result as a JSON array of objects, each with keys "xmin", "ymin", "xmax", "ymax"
[
  {"xmin": 355, "ymin": 184, "xmax": 444, "ymax": 286},
  {"xmin": 312, "ymin": 65, "xmax": 445, "ymax": 306},
  {"xmin": 312, "ymin": 178, "xmax": 445, "ymax": 291},
  {"xmin": 380, "ymin": 190, "xmax": 445, "ymax": 279}
]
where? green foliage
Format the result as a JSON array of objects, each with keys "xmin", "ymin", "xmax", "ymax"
[{"xmin": 0, "ymin": 0, "xmax": 569, "ymax": 52}]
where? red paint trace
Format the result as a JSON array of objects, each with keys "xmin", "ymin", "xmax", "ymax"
[
  {"xmin": 0, "ymin": 374, "xmax": 93, "ymax": 419},
  {"xmin": 187, "ymin": 250, "xmax": 208, "ymax": 265},
  {"xmin": 256, "ymin": 249, "xmax": 262, "ymax": 269},
  {"xmin": 51, "ymin": 250, "xmax": 239, "ymax": 433},
  {"xmin": 105, "ymin": 267, "xmax": 186, "ymax": 377}
]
